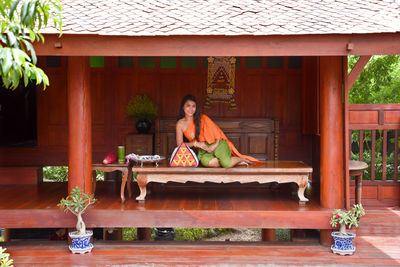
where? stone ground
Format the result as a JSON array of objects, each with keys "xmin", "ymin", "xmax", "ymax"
[{"xmin": 203, "ymin": 228, "xmax": 262, "ymax": 241}]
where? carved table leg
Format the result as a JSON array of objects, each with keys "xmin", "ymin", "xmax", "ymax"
[
  {"xmin": 297, "ymin": 176, "xmax": 309, "ymax": 204},
  {"xmin": 356, "ymin": 174, "xmax": 362, "ymax": 204},
  {"xmin": 127, "ymin": 165, "xmax": 133, "ymax": 199},
  {"xmin": 120, "ymin": 170, "xmax": 128, "ymax": 203},
  {"xmin": 136, "ymin": 174, "xmax": 148, "ymax": 202},
  {"xmin": 92, "ymin": 170, "xmax": 97, "ymax": 195}
]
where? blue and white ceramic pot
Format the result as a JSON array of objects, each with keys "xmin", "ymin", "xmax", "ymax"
[
  {"xmin": 331, "ymin": 231, "xmax": 356, "ymax": 255},
  {"xmin": 69, "ymin": 230, "xmax": 93, "ymax": 254}
]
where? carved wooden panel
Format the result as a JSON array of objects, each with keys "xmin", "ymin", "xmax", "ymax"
[
  {"xmin": 126, "ymin": 134, "xmax": 153, "ymax": 155},
  {"xmin": 225, "ymin": 134, "xmax": 241, "ymax": 152}
]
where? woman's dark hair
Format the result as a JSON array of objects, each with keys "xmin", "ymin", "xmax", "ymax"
[{"xmin": 178, "ymin": 94, "xmax": 201, "ymax": 140}]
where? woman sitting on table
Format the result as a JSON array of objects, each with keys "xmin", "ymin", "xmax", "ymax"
[{"xmin": 176, "ymin": 94, "xmax": 258, "ymax": 168}]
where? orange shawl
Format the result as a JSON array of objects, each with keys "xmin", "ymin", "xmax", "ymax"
[{"xmin": 183, "ymin": 114, "xmax": 258, "ymax": 162}]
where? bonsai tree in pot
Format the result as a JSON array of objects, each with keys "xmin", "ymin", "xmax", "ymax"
[
  {"xmin": 330, "ymin": 204, "xmax": 365, "ymax": 255},
  {"xmin": 58, "ymin": 186, "xmax": 97, "ymax": 254},
  {"xmin": 126, "ymin": 94, "xmax": 158, "ymax": 134}
]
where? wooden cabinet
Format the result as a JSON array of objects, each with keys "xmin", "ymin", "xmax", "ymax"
[{"xmin": 125, "ymin": 134, "xmax": 153, "ymax": 155}]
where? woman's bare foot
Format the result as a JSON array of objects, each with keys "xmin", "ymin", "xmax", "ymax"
[{"xmin": 237, "ymin": 158, "xmax": 251, "ymax": 166}]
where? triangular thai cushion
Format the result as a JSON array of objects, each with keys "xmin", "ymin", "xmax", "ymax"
[{"xmin": 169, "ymin": 143, "xmax": 199, "ymax": 167}]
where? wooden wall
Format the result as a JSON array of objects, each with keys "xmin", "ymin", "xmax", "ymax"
[{"xmin": 0, "ymin": 56, "xmax": 317, "ymax": 167}]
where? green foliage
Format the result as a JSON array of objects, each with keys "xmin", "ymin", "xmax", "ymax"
[
  {"xmin": 351, "ymin": 130, "xmax": 399, "ymax": 180},
  {"xmin": 122, "ymin": 228, "xmax": 139, "ymax": 241},
  {"xmin": 43, "ymin": 166, "xmax": 104, "ymax": 182},
  {"xmin": 126, "ymin": 94, "xmax": 158, "ymax": 120},
  {"xmin": 58, "ymin": 186, "xmax": 96, "ymax": 216},
  {"xmin": 95, "ymin": 170, "xmax": 104, "ymax": 181},
  {"xmin": 349, "ymin": 55, "xmax": 400, "ymax": 179},
  {"xmin": 0, "ymin": 247, "xmax": 13, "ymax": 267},
  {"xmin": 122, "ymin": 228, "xmax": 233, "ymax": 241},
  {"xmin": 330, "ymin": 204, "xmax": 365, "ymax": 235},
  {"xmin": 0, "ymin": 0, "xmax": 62, "ymax": 90},
  {"xmin": 174, "ymin": 228, "xmax": 232, "ymax": 241},
  {"xmin": 43, "ymin": 166, "xmax": 68, "ymax": 182},
  {"xmin": 348, "ymin": 55, "xmax": 400, "ymax": 104},
  {"xmin": 275, "ymin": 229, "xmax": 290, "ymax": 241}
]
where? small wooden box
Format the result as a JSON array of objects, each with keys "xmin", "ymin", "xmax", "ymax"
[{"xmin": 125, "ymin": 134, "xmax": 153, "ymax": 155}]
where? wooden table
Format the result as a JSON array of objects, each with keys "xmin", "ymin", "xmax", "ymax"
[
  {"xmin": 92, "ymin": 163, "xmax": 133, "ymax": 203},
  {"xmin": 131, "ymin": 161, "xmax": 312, "ymax": 204},
  {"xmin": 349, "ymin": 160, "xmax": 368, "ymax": 204}
]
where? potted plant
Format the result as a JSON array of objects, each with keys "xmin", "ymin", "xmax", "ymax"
[
  {"xmin": 330, "ymin": 204, "xmax": 365, "ymax": 255},
  {"xmin": 126, "ymin": 94, "xmax": 158, "ymax": 134},
  {"xmin": 58, "ymin": 186, "xmax": 97, "ymax": 254}
]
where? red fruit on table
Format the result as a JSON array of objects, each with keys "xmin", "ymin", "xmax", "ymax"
[{"xmin": 103, "ymin": 152, "xmax": 117, "ymax": 164}]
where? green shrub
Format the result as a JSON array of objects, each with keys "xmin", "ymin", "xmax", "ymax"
[
  {"xmin": 0, "ymin": 247, "xmax": 13, "ymax": 267},
  {"xmin": 43, "ymin": 166, "xmax": 68, "ymax": 182},
  {"xmin": 351, "ymin": 130, "xmax": 399, "ymax": 180},
  {"xmin": 126, "ymin": 94, "xmax": 158, "ymax": 120},
  {"xmin": 122, "ymin": 228, "xmax": 233, "ymax": 241},
  {"xmin": 174, "ymin": 228, "xmax": 232, "ymax": 241},
  {"xmin": 122, "ymin": 228, "xmax": 138, "ymax": 241},
  {"xmin": 43, "ymin": 166, "xmax": 104, "ymax": 182},
  {"xmin": 275, "ymin": 229, "xmax": 290, "ymax": 241}
]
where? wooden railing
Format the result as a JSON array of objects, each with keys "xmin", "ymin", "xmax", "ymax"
[{"xmin": 349, "ymin": 104, "xmax": 400, "ymax": 182}]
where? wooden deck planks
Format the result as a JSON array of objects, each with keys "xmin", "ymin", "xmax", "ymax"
[
  {"xmin": 5, "ymin": 238, "xmax": 400, "ymax": 266},
  {"xmin": 5, "ymin": 212, "xmax": 400, "ymax": 265},
  {"xmin": 0, "ymin": 182, "xmax": 332, "ymax": 229}
]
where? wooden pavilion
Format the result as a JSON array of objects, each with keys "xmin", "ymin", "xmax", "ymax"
[{"xmin": 1, "ymin": 0, "xmax": 400, "ymax": 262}]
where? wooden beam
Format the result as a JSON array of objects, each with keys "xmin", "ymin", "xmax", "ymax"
[
  {"xmin": 67, "ymin": 57, "xmax": 92, "ymax": 193},
  {"xmin": 35, "ymin": 33, "xmax": 400, "ymax": 57},
  {"xmin": 349, "ymin": 104, "xmax": 400, "ymax": 130},
  {"xmin": 261, "ymin": 229, "xmax": 275, "ymax": 241},
  {"xmin": 0, "ymin": 209, "xmax": 333, "ymax": 229},
  {"xmin": 347, "ymin": 55, "xmax": 371, "ymax": 91}
]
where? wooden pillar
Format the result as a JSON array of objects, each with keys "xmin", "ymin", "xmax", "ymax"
[
  {"xmin": 319, "ymin": 56, "xmax": 344, "ymax": 245},
  {"xmin": 3, "ymin": 228, "xmax": 10, "ymax": 242},
  {"xmin": 261, "ymin": 229, "xmax": 275, "ymax": 241},
  {"xmin": 67, "ymin": 56, "xmax": 92, "ymax": 193},
  {"xmin": 137, "ymin": 228, "xmax": 151, "ymax": 241}
]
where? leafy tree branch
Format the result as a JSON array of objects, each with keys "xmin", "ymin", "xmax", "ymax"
[{"xmin": 0, "ymin": 0, "xmax": 62, "ymax": 90}]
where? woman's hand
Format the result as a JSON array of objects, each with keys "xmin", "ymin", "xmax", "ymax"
[
  {"xmin": 196, "ymin": 139, "xmax": 219, "ymax": 153},
  {"xmin": 195, "ymin": 141, "xmax": 211, "ymax": 153},
  {"xmin": 208, "ymin": 139, "xmax": 220, "ymax": 153}
]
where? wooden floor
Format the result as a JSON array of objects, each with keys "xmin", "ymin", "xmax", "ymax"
[
  {"xmin": 2, "ymin": 182, "xmax": 400, "ymax": 266},
  {"xmin": 0, "ymin": 182, "xmax": 332, "ymax": 229},
  {"xmin": 3, "ymin": 207, "xmax": 400, "ymax": 266}
]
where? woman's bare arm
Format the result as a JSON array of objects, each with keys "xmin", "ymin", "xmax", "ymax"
[
  {"xmin": 176, "ymin": 120, "xmax": 196, "ymax": 147},
  {"xmin": 176, "ymin": 121, "xmax": 184, "ymax": 146}
]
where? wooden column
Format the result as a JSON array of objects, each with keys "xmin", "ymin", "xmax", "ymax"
[
  {"xmin": 319, "ymin": 56, "xmax": 344, "ymax": 245},
  {"xmin": 137, "ymin": 228, "xmax": 151, "ymax": 241},
  {"xmin": 3, "ymin": 228, "xmax": 10, "ymax": 242},
  {"xmin": 261, "ymin": 229, "xmax": 275, "ymax": 241},
  {"xmin": 67, "ymin": 56, "xmax": 92, "ymax": 193}
]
